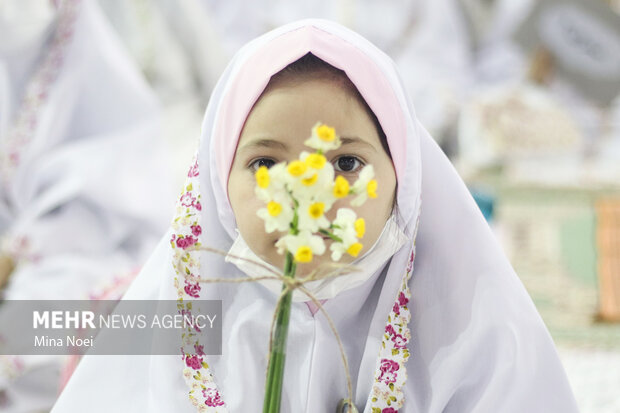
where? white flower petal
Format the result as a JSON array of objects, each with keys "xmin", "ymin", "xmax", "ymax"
[
  {"xmin": 349, "ymin": 193, "xmax": 366, "ymax": 207},
  {"xmin": 329, "ymin": 243, "xmax": 345, "ymax": 261},
  {"xmin": 309, "ymin": 235, "xmax": 326, "ymax": 255}
]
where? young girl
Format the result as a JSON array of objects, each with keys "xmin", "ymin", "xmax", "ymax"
[{"xmin": 52, "ymin": 19, "xmax": 579, "ymax": 412}]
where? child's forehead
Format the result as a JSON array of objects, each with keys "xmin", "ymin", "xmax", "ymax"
[
  {"xmin": 240, "ymin": 82, "xmax": 372, "ymax": 133},
  {"xmin": 235, "ymin": 82, "xmax": 393, "ymax": 165}
]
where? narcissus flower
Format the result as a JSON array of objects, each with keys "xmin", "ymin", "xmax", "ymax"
[
  {"xmin": 304, "ymin": 122, "xmax": 342, "ymax": 152},
  {"xmin": 329, "ymin": 208, "xmax": 364, "ymax": 261},
  {"xmin": 275, "ymin": 230, "xmax": 326, "ymax": 263},
  {"xmin": 304, "ymin": 152, "xmax": 327, "ymax": 169},
  {"xmin": 254, "ymin": 163, "xmax": 288, "ymax": 203},
  {"xmin": 354, "ymin": 218, "xmax": 365, "ymax": 238},
  {"xmin": 333, "ymin": 175, "xmax": 350, "ymax": 198},
  {"xmin": 286, "ymin": 160, "xmax": 308, "ymax": 177},
  {"xmin": 297, "ymin": 200, "xmax": 330, "ymax": 233},
  {"xmin": 255, "ymin": 165, "xmax": 270, "ymax": 188},
  {"xmin": 256, "ymin": 191, "xmax": 294, "ymax": 233},
  {"xmin": 350, "ymin": 164, "xmax": 377, "ymax": 206},
  {"xmin": 290, "ymin": 151, "xmax": 336, "ymax": 206}
]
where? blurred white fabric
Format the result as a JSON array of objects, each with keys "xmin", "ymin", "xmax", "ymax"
[{"xmin": 0, "ymin": 0, "xmax": 176, "ymax": 411}]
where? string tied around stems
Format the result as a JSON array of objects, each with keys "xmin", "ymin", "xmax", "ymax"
[{"xmin": 175, "ymin": 244, "xmax": 360, "ymax": 413}]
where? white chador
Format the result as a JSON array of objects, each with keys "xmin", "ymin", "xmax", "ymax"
[
  {"xmin": 52, "ymin": 19, "xmax": 579, "ymax": 413},
  {"xmin": 0, "ymin": 0, "xmax": 174, "ymax": 411}
]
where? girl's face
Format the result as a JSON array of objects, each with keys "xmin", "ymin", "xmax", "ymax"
[{"xmin": 228, "ymin": 77, "xmax": 397, "ymax": 275}]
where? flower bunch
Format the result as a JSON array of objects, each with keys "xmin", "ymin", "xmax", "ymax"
[
  {"xmin": 258, "ymin": 123, "xmax": 378, "ymax": 413},
  {"xmin": 255, "ymin": 122, "xmax": 378, "ymax": 265}
]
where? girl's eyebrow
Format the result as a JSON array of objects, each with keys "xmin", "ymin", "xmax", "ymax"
[
  {"xmin": 238, "ymin": 136, "xmax": 376, "ymax": 154},
  {"xmin": 238, "ymin": 138, "xmax": 288, "ymax": 155},
  {"xmin": 340, "ymin": 136, "xmax": 377, "ymax": 152}
]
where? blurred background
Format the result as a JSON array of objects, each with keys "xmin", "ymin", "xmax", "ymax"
[{"xmin": 1, "ymin": 0, "xmax": 620, "ymax": 411}]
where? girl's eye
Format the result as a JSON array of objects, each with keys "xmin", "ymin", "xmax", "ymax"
[
  {"xmin": 248, "ymin": 158, "xmax": 276, "ymax": 172},
  {"xmin": 332, "ymin": 155, "xmax": 364, "ymax": 173}
]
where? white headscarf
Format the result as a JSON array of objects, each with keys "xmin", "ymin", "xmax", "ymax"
[
  {"xmin": 52, "ymin": 19, "xmax": 578, "ymax": 413},
  {"xmin": 0, "ymin": 0, "xmax": 174, "ymax": 410}
]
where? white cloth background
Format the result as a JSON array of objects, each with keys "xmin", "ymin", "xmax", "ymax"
[{"xmin": 0, "ymin": 0, "xmax": 176, "ymax": 411}]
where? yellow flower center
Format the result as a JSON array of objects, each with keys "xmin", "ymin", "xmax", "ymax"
[
  {"xmin": 347, "ymin": 242, "xmax": 363, "ymax": 257},
  {"xmin": 354, "ymin": 218, "xmax": 365, "ymax": 238},
  {"xmin": 267, "ymin": 201, "xmax": 282, "ymax": 217},
  {"xmin": 295, "ymin": 246, "xmax": 313, "ymax": 263},
  {"xmin": 308, "ymin": 202, "xmax": 324, "ymax": 219},
  {"xmin": 333, "ymin": 176, "xmax": 350, "ymax": 198},
  {"xmin": 316, "ymin": 124, "xmax": 336, "ymax": 142},
  {"xmin": 305, "ymin": 153, "xmax": 326, "ymax": 169},
  {"xmin": 255, "ymin": 166, "xmax": 270, "ymax": 188},
  {"xmin": 301, "ymin": 173, "xmax": 318, "ymax": 186},
  {"xmin": 287, "ymin": 160, "xmax": 307, "ymax": 177},
  {"xmin": 367, "ymin": 179, "xmax": 378, "ymax": 198}
]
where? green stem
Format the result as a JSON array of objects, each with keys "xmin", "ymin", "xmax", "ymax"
[
  {"xmin": 290, "ymin": 198, "xmax": 299, "ymax": 235},
  {"xmin": 318, "ymin": 228, "xmax": 343, "ymax": 243},
  {"xmin": 262, "ymin": 252, "xmax": 296, "ymax": 413}
]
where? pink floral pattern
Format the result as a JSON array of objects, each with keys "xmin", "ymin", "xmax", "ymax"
[
  {"xmin": 188, "ymin": 160, "xmax": 200, "ymax": 177},
  {"xmin": 378, "ymin": 359, "xmax": 400, "ymax": 384},
  {"xmin": 172, "ymin": 155, "xmax": 228, "ymax": 412},
  {"xmin": 184, "ymin": 280, "xmax": 201, "ymax": 298},
  {"xmin": 191, "ymin": 225, "xmax": 202, "ymax": 236},
  {"xmin": 185, "ymin": 355, "xmax": 203, "ymax": 370},
  {"xmin": 203, "ymin": 388, "xmax": 225, "ymax": 407},
  {"xmin": 0, "ymin": 0, "xmax": 81, "ymax": 185},
  {"xmin": 368, "ymin": 217, "xmax": 420, "ymax": 413},
  {"xmin": 0, "ymin": 235, "xmax": 40, "ymax": 268}
]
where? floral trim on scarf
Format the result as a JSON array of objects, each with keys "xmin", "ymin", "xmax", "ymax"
[
  {"xmin": 368, "ymin": 224, "xmax": 418, "ymax": 413},
  {"xmin": 0, "ymin": 234, "xmax": 40, "ymax": 266},
  {"xmin": 87, "ymin": 268, "xmax": 140, "ymax": 300},
  {"xmin": 172, "ymin": 157, "xmax": 228, "ymax": 412},
  {"xmin": 172, "ymin": 156, "xmax": 419, "ymax": 412},
  {"xmin": 0, "ymin": 0, "xmax": 81, "ymax": 186}
]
